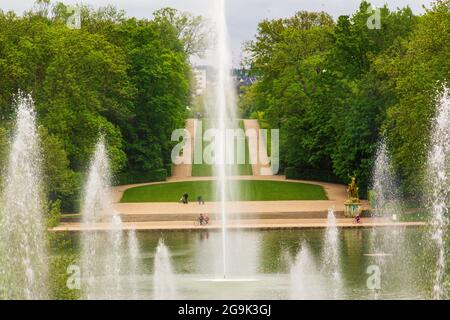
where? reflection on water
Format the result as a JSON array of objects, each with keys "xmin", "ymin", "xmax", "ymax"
[
  {"xmin": 57, "ymin": 227, "xmax": 436, "ymax": 300},
  {"xmin": 194, "ymin": 230, "xmax": 261, "ymax": 277}
]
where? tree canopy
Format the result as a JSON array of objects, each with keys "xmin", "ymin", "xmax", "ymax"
[
  {"xmin": 242, "ymin": 0, "xmax": 449, "ymax": 195},
  {"xmin": 0, "ymin": 1, "xmax": 202, "ymax": 210}
]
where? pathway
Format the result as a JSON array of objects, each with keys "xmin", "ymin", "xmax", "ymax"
[
  {"xmin": 243, "ymin": 119, "xmax": 272, "ymax": 176},
  {"xmin": 170, "ymin": 118, "xmax": 195, "ymax": 180}
]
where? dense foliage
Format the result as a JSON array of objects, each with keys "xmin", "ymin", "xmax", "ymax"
[
  {"xmin": 242, "ymin": 0, "xmax": 449, "ymax": 196},
  {"xmin": 0, "ymin": 2, "xmax": 200, "ymax": 211}
]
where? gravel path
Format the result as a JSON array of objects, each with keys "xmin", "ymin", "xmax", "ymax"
[
  {"xmin": 243, "ymin": 119, "xmax": 273, "ymax": 176},
  {"xmin": 170, "ymin": 118, "xmax": 195, "ymax": 180}
]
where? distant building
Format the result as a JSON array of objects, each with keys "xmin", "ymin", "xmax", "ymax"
[
  {"xmin": 192, "ymin": 66, "xmax": 257, "ymax": 96},
  {"xmin": 238, "ymin": 76, "xmax": 258, "ymax": 86},
  {"xmin": 192, "ymin": 67, "xmax": 207, "ymax": 96},
  {"xmin": 233, "ymin": 68, "xmax": 258, "ymax": 95}
]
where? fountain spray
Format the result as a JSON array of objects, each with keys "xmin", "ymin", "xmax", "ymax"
[
  {"xmin": 80, "ymin": 138, "xmax": 124, "ymax": 299},
  {"xmin": 322, "ymin": 208, "xmax": 342, "ymax": 298},
  {"xmin": 153, "ymin": 239, "xmax": 178, "ymax": 300},
  {"xmin": 427, "ymin": 88, "xmax": 449, "ymax": 300},
  {"xmin": 212, "ymin": 0, "xmax": 237, "ymax": 279},
  {"xmin": 0, "ymin": 92, "xmax": 48, "ymax": 299}
]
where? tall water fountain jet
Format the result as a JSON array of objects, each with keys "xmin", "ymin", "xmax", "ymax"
[
  {"xmin": 211, "ymin": 0, "xmax": 239, "ymax": 279},
  {"xmin": 80, "ymin": 138, "xmax": 124, "ymax": 299},
  {"xmin": 0, "ymin": 92, "xmax": 48, "ymax": 299},
  {"xmin": 427, "ymin": 88, "xmax": 449, "ymax": 300},
  {"xmin": 153, "ymin": 239, "xmax": 178, "ymax": 300},
  {"xmin": 322, "ymin": 208, "xmax": 341, "ymax": 298}
]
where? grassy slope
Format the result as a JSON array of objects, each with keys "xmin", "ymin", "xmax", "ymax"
[
  {"xmin": 121, "ymin": 180, "xmax": 327, "ymax": 202},
  {"xmin": 191, "ymin": 119, "xmax": 253, "ymax": 176}
]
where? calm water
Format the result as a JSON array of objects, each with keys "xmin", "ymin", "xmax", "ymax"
[{"xmin": 56, "ymin": 227, "xmax": 440, "ymax": 300}]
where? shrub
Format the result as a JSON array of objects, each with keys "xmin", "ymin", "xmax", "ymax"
[
  {"xmin": 285, "ymin": 167, "xmax": 343, "ymax": 184},
  {"xmin": 47, "ymin": 199, "xmax": 62, "ymax": 228},
  {"xmin": 115, "ymin": 168, "xmax": 167, "ymax": 185}
]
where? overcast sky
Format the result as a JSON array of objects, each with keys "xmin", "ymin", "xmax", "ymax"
[{"xmin": 1, "ymin": 0, "xmax": 434, "ymax": 65}]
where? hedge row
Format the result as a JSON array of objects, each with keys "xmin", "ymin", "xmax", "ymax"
[
  {"xmin": 115, "ymin": 168, "xmax": 168, "ymax": 185},
  {"xmin": 284, "ymin": 167, "xmax": 343, "ymax": 184}
]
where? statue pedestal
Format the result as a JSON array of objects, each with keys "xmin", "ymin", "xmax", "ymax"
[{"xmin": 344, "ymin": 201, "xmax": 361, "ymax": 218}]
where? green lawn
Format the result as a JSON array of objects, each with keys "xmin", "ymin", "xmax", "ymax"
[
  {"xmin": 191, "ymin": 119, "xmax": 253, "ymax": 177},
  {"xmin": 191, "ymin": 163, "xmax": 253, "ymax": 176},
  {"xmin": 121, "ymin": 180, "xmax": 327, "ymax": 202}
]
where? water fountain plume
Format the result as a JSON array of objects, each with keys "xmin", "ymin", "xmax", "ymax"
[
  {"xmin": 0, "ymin": 92, "xmax": 48, "ymax": 299},
  {"xmin": 370, "ymin": 138, "xmax": 423, "ymax": 298},
  {"xmin": 290, "ymin": 243, "xmax": 322, "ymax": 300},
  {"xmin": 80, "ymin": 138, "xmax": 124, "ymax": 299},
  {"xmin": 153, "ymin": 239, "xmax": 178, "ymax": 300},
  {"xmin": 370, "ymin": 140, "xmax": 406, "ymax": 263},
  {"xmin": 322, "ymin": 208, "xmax": 342, "ymax": 297},
  {"xmin": 105, "ymin": 214, "xmax": 124, "ymax": 295},
  {"xmin": 211, "ymin": 0, "xmax": 239, "ymax": 279},
  {"xmin": 427, "ymin": 88, "xmax": 449, "ymax": 300},
  {"xmin": 126, "ymin": 229, "xmax": 141, "ymax": 300},
  {"xmin": 371, "ymin": 139, "xmax": 403, "ymax": 218}
]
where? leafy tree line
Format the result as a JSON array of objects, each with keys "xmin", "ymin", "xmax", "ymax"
[
  {"xmin": 242, "ymin": 0, "xmax": 449, "ymax": 197},
  {"xmin": 0, "ymin": 1, "xmax": 206, "ymax": 211}
]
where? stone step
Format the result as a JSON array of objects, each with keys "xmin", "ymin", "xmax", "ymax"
[{"xmin": 117, "ymin": 211, "xmax": 345, "ymax": 222}]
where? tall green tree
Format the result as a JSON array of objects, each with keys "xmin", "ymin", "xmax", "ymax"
[
  {"xmin": 245, "ymin": 11, "xmax": 335, "ymax": 173},
  {"xmin": 107, "ymin": 18, "xmax": 190, "ymax": 174},
  {"xmin": 327, "ymin": 2, "xmax": 419, "ymax": 190},
  {"xmin": 153, "ymin": 7, "xmax": 209, "ymax": 58},
  {"xmin": 244, "ymin": 1, "xmax": 422, "ymax": 193},
  {"xmin": 0, "ymin": 2, "xmax": 193, "ymax": 209},
  {"xmin": 376, "ymin": 0, "xmax": 450, "ymax": 194}
]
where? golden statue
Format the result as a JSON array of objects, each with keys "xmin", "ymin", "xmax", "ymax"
[
  {"xmin": 344, "ymin": 176, "xmax": 361, "ymax": 218},
  {"xmin": 347, "ymin": 176, "xmax": 359, "ymax": 203}
]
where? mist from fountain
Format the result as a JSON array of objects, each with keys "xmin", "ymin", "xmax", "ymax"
[
  {"xmin": 427, "ymin": 88, "xmax": 449, "ymax": 300},
  {"xmin": 0, "ymin": 92, "xmax": 48, "ymax": 299},
  {"xmin": 153, "ymin": 239, "xmax": 178, "ymax": 300},
  {"xmin": 80, "ymin": 138, "xmax": 124, "ymax": 299},
  {"xmin": 322, "ymin": 208, "xmax": 342, "ymax": 298}
]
